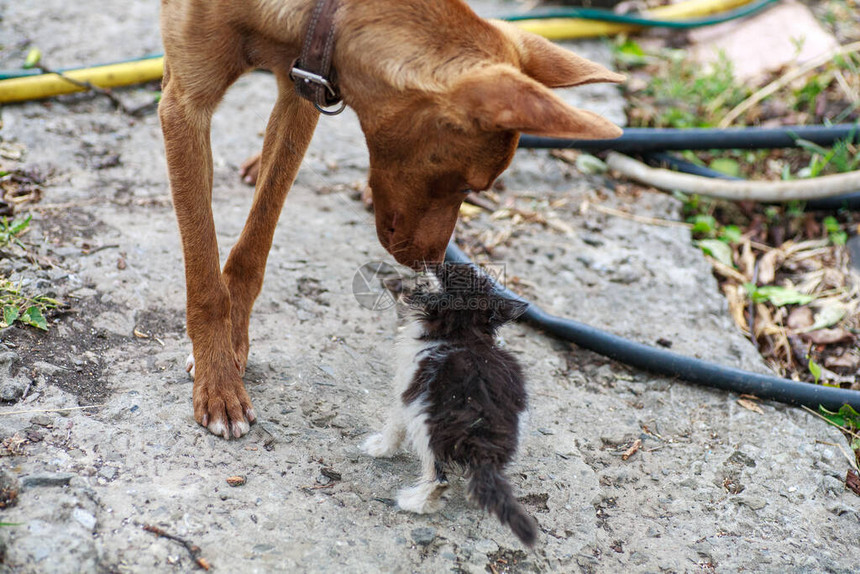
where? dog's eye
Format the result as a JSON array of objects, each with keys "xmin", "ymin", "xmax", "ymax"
[{"xmin": 460, "ymin": 187, "xmax": 472, "ymax": 194}]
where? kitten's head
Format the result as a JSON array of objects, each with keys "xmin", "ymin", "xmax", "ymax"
[{"xmin": 383, "ymin": 264, "xmax": 527, "ymax": 339}]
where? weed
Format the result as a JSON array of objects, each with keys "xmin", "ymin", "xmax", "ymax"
[
  {"xmin": 0, "ymin": 216, "xmax": 31, "ymax": 249},
  {"xmin": 618, "ymin": 43, "xmax": 749, "ymax": 128},
  {"xmin": 823, "ymin": 215, "xmax": 848, "ymax": 245},
  {"xmin": 795, "ymin": 131, "xmax": 860, "ymax": 177},
  {"xmin": 0, "ymin": 278, "xmax": 56, "ymax": 331}
]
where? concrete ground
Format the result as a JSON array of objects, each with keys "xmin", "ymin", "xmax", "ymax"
[{"xmin": 0, "ymin": 1, "xmax": 858, "ymax": 572}]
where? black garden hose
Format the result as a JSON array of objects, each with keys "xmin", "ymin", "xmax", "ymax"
[
  {"xmin": 518, "ymin": 124, "xmax": 860, "ymax": 154},
  {"xmin": 445, "ymin": 243, "xmax": 860, "ymax": 411}
]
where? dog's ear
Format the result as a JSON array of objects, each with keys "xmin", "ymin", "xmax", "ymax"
[
  {"xmin": 451, "ymin": 65, "xmax": 622, "ymax": 139},
  {"xmin": 490, "ymin": 20, "xmax": 625, "ymax": 88}
]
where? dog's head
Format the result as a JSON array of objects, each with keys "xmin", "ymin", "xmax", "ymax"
[{"xmin": 343, "ymin": 13, "xmax": 623, "ymax": 269}]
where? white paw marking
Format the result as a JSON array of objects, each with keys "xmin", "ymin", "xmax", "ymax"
[
  {"xmin": 231, "ymin": 420, "xmax": 250, "ymax": 438},
  {"xmin": 207, "ymin": 418, "xmax": 229, "ymax": 439},
  {"xmin": 362, "ymin": 433, "xmax": 397, "ymax": 458},
  {"xmin": 397, "ymin": 483, "xmax": 446, "ymax": 514},
  {"xmin": 185, "ymin": 354, "xmax": 195, "ymax": 379}
]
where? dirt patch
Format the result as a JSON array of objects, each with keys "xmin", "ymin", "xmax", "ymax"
[{"xmin": 3, "ymin": 297, "xmax": 120, "ymax": 405}]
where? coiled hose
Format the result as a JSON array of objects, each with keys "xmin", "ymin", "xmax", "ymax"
[{"xmin": 445, "ymin": 244, "xmax": 860, "ymax": 411}]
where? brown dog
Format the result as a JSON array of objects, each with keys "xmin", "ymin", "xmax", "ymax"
[{"xmin": 158, "ymin": 0, "xmax": 623, "ymax": 439}]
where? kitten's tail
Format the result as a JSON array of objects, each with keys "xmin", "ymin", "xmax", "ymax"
[{"xmin": 468, "ymin": 464, "xmax": 537, "ymax": 547}]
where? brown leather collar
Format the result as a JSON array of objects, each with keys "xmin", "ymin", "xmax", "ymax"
[{"xmin": 290, "ymin": 0, "xmax": 345, "ymax": 115}]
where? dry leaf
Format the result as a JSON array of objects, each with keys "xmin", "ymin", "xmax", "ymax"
[
  {"xmin": 786, "ymin": 306, "xmax": 814, "ymax": 330},
  {"xmin": 723, "ymin": 284, "xmax": 749, "ymax": 332},
  {"xmin": 757, "ymin": 248, "xmax": 783, "ymax": 285},
  {"xmin": 458, "ymin": 203, "xmax": 483, "ymax": 219},
  {"xmin": 754, "ymin": 303, "xmax": 774, "ymax": 338},
  {"xmin": 824, "ymin": 353, "xmax": 860, "ymax": 370},
  {"xmin": 802, "ymin": 327, "xmax": 855, "ymax": 345},
  {"xmin": 738, "ymin": 241, "xmax": 756, "ymax": 281},
  {"xmin": 737, "ymin": 398, "xmax": 764, "ymax": 414},
  {"xmin": 847, "ymin": 469, "xmax": 860, "ymax": 497}
]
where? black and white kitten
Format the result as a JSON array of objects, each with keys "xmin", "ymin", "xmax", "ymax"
[{"xmin": 362, "ymin": 264, "xmax": 537, "ymax": 546}]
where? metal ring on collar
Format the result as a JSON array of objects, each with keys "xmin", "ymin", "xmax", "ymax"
[{"xmin": 315, "ymin": 99, "xmax": 346, "ymax": 116}]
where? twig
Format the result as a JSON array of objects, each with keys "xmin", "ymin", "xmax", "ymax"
[
  {"xmin": 143, "ymin": 524, "xmax": 211, "ymax": 570},
  {"xmin": 720, "ymin": 41, "xmax": 860, "ymax": 128},
  {"xmin": 801, "ymin": 405, "xmax": 860, "ymax": 441},
  {"xmin": 81, "ymin": 243, "xmax": 120, "ymax": 255},
  {"xmin": 622, "ymin": 439, "xmax": 642, "ymax": 461},
  {"xmin": 749, "ymin": 261, "xmax": 759, "ymax": 351},
  {"xmin": 36, "ymin": 64, "xmax": 131, "ymax": 114},
  {"xmin": 0, "ymin": 404, "xmax": 104, "ymax": 416},
  {"xmin": 464, "ymin": 192, "xmax": 497, "ymax": 212},
  {"xmin": 583, "ymin": 201, "xmax": 692, "ymax": 228}
]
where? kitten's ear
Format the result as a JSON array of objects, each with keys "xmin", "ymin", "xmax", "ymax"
[
  {"xmin": 382, "ymin": 277, "xmax": 403, "ymax": 294},
  {"xmin": 491, "ymin": 298, "xmax": 529, "ymax": 326}
]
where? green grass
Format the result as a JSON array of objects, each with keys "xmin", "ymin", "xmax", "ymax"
[
  {"xmin": 0, "ymin": 279, "xmax": 56, "ymax": 330},
  {"xmin": 0, "ymin": 215, "xmax": 31, "ymax": 249},
  {"xmin": 795, "ymin": 130, "xmax": 860, "ymax": 178},
  {"xmin": 0, "ymin": 215, "xmax": 58, "ymax": 330}
]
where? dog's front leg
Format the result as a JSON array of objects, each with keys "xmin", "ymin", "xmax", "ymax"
[
  {"xmin": 222, "ymin": 74, "xmax": 320, "ymax": 372},
  {"xmin": 160, "ymin": 65, "xmax": 254, "ymax": 439}
]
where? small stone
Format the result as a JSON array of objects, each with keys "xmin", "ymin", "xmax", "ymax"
[
  {"xmin": 72, "ymin": 508, "xmax": 97, "ymax": 531},
  {"xmin": 252, "ymin": 544, "xmax": 276, "ymax": 554},
  {"xmin": 33, "ymin": 361, "xmax": 65, "ymax": 376},
  {"xmin": 21, "ymin": 472, "xmax": 75, "ymax": 488},
  {"xmin": 98, "ymin": 466, "xmax": 118, "ymax": 481},
  {"xmin": 411, "ymin": 527, "xmax": 436, "ymax": 546},
  {"xmin": 30, "ymin": 414, "xmax": 53, "ymax": 428},
  {"xmin": 0, "ymin": 351, "xmax": 20, "ymax": 373},
  {"xmin": 727, "ymin": 451, "xmax": 756, "ymax": 468},
  {"xmin": 226, "ymin": 475, "xmax": 246, "ymax": 487},
  {"xmin": 736, "ymin": 496, "xmax": 767, "ymax": 511},
  {"xmin": 581, "ymin": 234, "xmax": 604, "ymax": 247},
  {"xmin": 0, "ymin": 377, "xmax": 28, "ymax": 402},
  {"xmin": 629, "ymin": 551, "xmax": 649, "ymax": 565}
]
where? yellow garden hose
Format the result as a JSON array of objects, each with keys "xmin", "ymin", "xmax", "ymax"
[
  {"xmin": 0, "ymin": 58, "xmax": 164, "ymax": 105},
  {"xmin": 515, "ymin": 0, "xmax": 762, "ymax": 40},
  {"xmin": 0, "ymin": 0, "xmax": 766, "ymax": 104}
]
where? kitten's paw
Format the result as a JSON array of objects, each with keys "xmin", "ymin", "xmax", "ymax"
[
  {"xmin": 361, "ymin": 433, "xmax": 398, "ymax": 458},
  {"xmin": 397, "ymin": 482, "xmax": 447, "ymax": 514}
]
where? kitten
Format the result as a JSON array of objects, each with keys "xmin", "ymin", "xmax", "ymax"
[{"xmin": 362, "ymin": 263, "xmax": 537, "ymax": 546}]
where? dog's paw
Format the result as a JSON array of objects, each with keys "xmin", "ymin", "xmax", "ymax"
[
  {"xmin": 397, "ymin": 482, "xmax": 447, "ymax": 514},
  {"xmin": 361, "ymin": 432, "xmax": 398, "ymax": 458},
  {"xmin": 239, "ymin": 152, "xmax": 261, "ymax": 186},
  {"xmin": 193, "ymin": 366, "xmax": 256, "ymax": 439}
]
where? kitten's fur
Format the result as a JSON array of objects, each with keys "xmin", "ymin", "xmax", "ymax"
[{"xmin": 362, "ymin": 264, "xmax": 537, "ymax": 546}]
